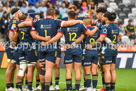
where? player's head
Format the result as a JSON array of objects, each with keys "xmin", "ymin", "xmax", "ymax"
[
  {"xmin": 54, "ymin": 9, "xmax": 60, "ymax": 20},
  {"xmin": 11, "ymin": 8, "xmax": 23, "ymax": 18},
  {"xmin": 26, "ymin": 9, "xmax": 36, "ymax": 20},
  {"xmin": 96, "ymin": 8, "xmax": 107, "ymax": 21},
  {"xmin": 46, "ymin": 8, "xmax": 55, "ymax": 18},
  {"xmin": 103, "ymin": 12, "xmax": 116, "ymax": 23},
  {"xmin": 18, "ymin": 14, "xmax": 27, "ymax": 21},
  {"xmin": 68, "ymin": 11, "xmax": 76, "ymax": 20},
  {"xmin": 128, "ymin": 19, "xmax": 132, "ymax": 25},
  {"xmin": 83, "ymin": 17, "xmax": 92, "ymax": 26},
  {"xmin": 68, "ymin": 5, "xmax": 77, "ymax": 12},
  {"xmin": 85, "ymin": 10, "xmax": 93, "ymax": 18}
]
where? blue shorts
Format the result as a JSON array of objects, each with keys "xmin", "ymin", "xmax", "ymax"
[
  {"xmin": 83, "ymin": 50, "xmax": 99, "ymax": 66},
  {"xmin": 64, "ymin": 48, "xmax": 82, "ymax": 64},
  {"xmin": 18, "ymin": 49, "xmax": 37, "ymax": 64},
  {"xmin": 13, "ymin": 49, "xmax": 20, "ymax": 65},
  {"xmin": 101, "ymin": 48, "xmax": 118, "ymax": 65},
  {"xmin": 5, "ymin": 48, "xmax": 15, "ymax": 60},
  {"xmin": 57, "ymin": 47, "xmax": 61, "ymax": 58},
  {"xmin": 38, "ymin": 51, "xmax": 57, "ymax": 63}
]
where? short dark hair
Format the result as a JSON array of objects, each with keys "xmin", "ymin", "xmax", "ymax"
[
  {"xmin": 55, "ymin": 9, "xmax": 60, "ymax": 15},
  {"xmin": 104, "ymin": 12, "xmax": 116, "ymax": 21},
  {"xmin": 11, "ymin": 8, "xmax": 20, "ymax": 15},
  {"xmin": 46, "ymin": 8, "xmax": 55, "ymax": 16},
  {"xmin": 96, "ymin": 7, "xmax": 107, "ymax": 13},
  {"xmin": 18, "ymin": 14, "xmax": 27, "ymax": 21},
  {"xmin": 68, "ymin": 11, "xmax": 76, "ymax": 19}
]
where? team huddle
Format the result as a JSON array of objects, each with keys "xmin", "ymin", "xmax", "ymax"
[{"xmin": 5, "ymin": 5, "xmax": 119, "ymax": 91}]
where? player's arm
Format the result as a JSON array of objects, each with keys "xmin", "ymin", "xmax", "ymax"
[
  {"xmin": 75, "ymin": 34, "xmax": 85, "ymax": 44},
  {"xmin": 18, "ymin": 21, "xmax": 33, "ymax": 27},
  {"xmin": 61, "ymin": 20, "xmax": 83, "ymax": 27},
  {"xmin": 30, "ymin": 30, "xmax": 51, "ymax": 41},
  {"xmin": 84, "ymin": 26, "xmax": 98, "ymax": 36},
  {"xmin": 40, "ymin": 32, "xmax": 63, "ymax": 46}
]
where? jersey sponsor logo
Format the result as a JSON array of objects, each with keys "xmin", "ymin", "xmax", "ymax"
[
  {"xmin": 105, "ymin": 60, "xmax": 112, "ymax": 63},
  {"xmin": 67, "ymin": 27, "xmax": 78, "ymax": 32},
  {"xmin": 112, "ymin": 30, "xmax": 118, "ymax": 34},
  {"xmin": 84, "ymin": 62, "xmax": 91, "ymax": 65},
  {"xmin": 40, "ymin": 24, "xmax": 51, "ymax": 29},
  {"xmin": 65, "ymin": 60, "xmax": 72, "ymax": 63}
]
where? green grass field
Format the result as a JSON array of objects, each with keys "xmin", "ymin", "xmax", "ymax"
[{"xmin": 0, "ymin": 68, "xmax": 136, "ymax": 91}]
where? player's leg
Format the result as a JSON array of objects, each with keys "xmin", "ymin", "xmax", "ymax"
[
  {"xmin": 5, "ymin": 48, "xmax": 16, "ymax": 90},
  {"xmin": 73, "ymin": 49, "xmax": 83, "ymax": 91},
  {"xmin": 54, "ymin": 57, "xmax": 61, "ymax": 90},
  {"xmin": 81, "ymin": 50, "xmax": 92, "ymax": 91},
  {"xmin": 6, "ymin": 59, "xmax": 16, "ymax": 90},
  {"xmin": 92, "ymin": 63, "xmax": 98, "ymax": 91},
  {"xmin": 45, "ymin": 51, "xmax": 56, "ymax": 91},
  {"xmin": 64, "ymin": 50, "xmax": 73, "ymax": 90},
  {"xmin": 99, "ymin": 55, "xmax": 106, "ymax": 91},
  {"xmin": 103, "ymin": 64, "xmax": 111, "ymax": 91},
  {"xmin": 37, "ymin": 51, "xmax": 46, "ymax": 91},
  {"xmin": 17, "ymin": 51, "xmax": 27, "ymax": 90},
  {"xmin": 110, "ymin": 54, "xmax": 117, "ymax": 91},
  {"xmin": 91, "ymin": 51, "xmax": 99, "ymax": 91},
  {"xmin": 45, "ymin": 60, "xmax": 55, "ymax": 91},
  {"xmin": 65, "ymin": 63, "xmax": 73, "ymax": 90},
  {"xmin": 27, "ymin": 63, "xmax": 35, "ymax": 91},
  {"xmin": 35, "ymin": 60, "xmax": 41, "ymax": 90},
  {"xmin": 110, "ymin": 63, "xmax": 116, "ymax": 91}
]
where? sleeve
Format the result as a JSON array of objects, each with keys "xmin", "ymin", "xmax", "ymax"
[
  {"xmin": 81, "ymin": 24, "xmax": 88, "ymax": 33},
  {"xmin": 33, "ymin": 20, "xmax": 38, "ymax": 28},
  {"xmin": 59, "ymin": 27, "xmax": 65, "ymax": 34},
  {"xmin": 30, "ymin": 27, "xmax": 36, "ymax": 32},
  {"xmin": 55, "ymin": 20, "xmax": 63, "ymax": 27},
  {"xmin": 100, "ymin": 26, "xmax": 108, "ymax": 36},
  {"xmin": 10, "ymin": 22, "xmax": 19, "ymax": 32}
]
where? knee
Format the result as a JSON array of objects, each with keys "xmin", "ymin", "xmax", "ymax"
[{"xmin": 55, "ymin": 64, "xmax": 60, "ymax": 70}]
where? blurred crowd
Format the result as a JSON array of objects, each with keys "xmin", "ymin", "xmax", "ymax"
[{"xmin": 0, "ymin": 0, "xmax": 136, "ymax": 45}]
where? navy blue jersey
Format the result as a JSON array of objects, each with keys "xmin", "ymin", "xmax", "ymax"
[
  {"xmin": 85, "ymin": 26, "xmax": 100, "ymax": 45},
  {"xmin": 96, "ymin": 20, "xmax": 103, "ymax": 30},
  {"xmin": 33, "ymin": 18, "xmax": 62, "ymax": 51},
  {"xmin": 100, "ymin": 23, "xmax": 119, "ymax": 46},
  {"xmin": 8, "ymin": 19, "xmax": 18, "ymax": 36},
  {"xmin": 60, "ymin": 23, "xmax": 87, "ymax": 44},
  {"xmin": 62, "ymin": 17, "xmax": 84, "ymax": 21},
  {"xmin": 33, "ymin": 18, "xmax": 62, "ymax": 39},
  {"xmin": 17, "ymin": 21, "xmax": 35, "ymax": 43}
]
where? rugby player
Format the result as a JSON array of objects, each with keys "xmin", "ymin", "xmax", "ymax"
[
  {"xmin": 92, "ymin": 12, "xmax": 119, "ymax": 91},
  {"xmin": 40, "ymin": 11, "xmax": 98, "ymax": 91},
  {"xmin": 17, "ymin": 8, "xmax": 84, "ymax": 91},
  {"xmin": 6, "ymin": 8, "xmax": 23, "ymax": 91}
]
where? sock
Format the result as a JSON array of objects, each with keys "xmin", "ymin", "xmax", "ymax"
[
  {"xmin": 92, "ymin": 74, "xmax": 98, "ymax": 89},
  {"xmin": 28, "ymin": 82, "xmax": 32, "ymax": 90},
  {"xmin": 111, "ymin": 83, "xmax": 115, "ymax": 91},
  {"xmin": 36, "ymin": 79, "xmax": 40, "ymax": 87},
  {"xmin": 105, "ymin": 82, "xmax": 110, "ymax": 91},
  {"xmin": 102, "ymin": 72, "xmax": 105, "ymax": 88},
  {"xmin": 6, "ymin": 83, "xmax": 12, "ymax": 89},
  {"xmin": 41, "ymin": 82, "xmax": 45, "ymax": 91},
  {"xmin": 11, "ymin": 83, "xmax": 14, "ymax": 88},
  {"xmin": 84, "ymin": 77, "xmax": 86, "ymax": 87},
  {"xmin": 55, "ymin": 77, "xmax": 59, "ymax": 86},
  {"xmin": 85, "ymin": 74, "xmax": 91, "ymax": 88},
  {"xmin": 75, "ymin": 80, "xmax": 81, "ymax": 91},
  {"xmin": 45, "ymin": 82, "xmax": 50, "ymax": 91},
  {"xmin": 66, "ymin": 79, "xmax": 72, "ymax": 90},
  {"xmin": 50, "ymin": 82, "xmax": 53, "ymax": 86},
  {"xmin": 16, "ymin": 83, "xmax": 18, "ymax": 88},
  {"xmin": 25, "ymin": 80, "xmax": 28, "ymax": 86},
  {"xmin": 17, "ymin": 82, "xmax": 23, "ymax": 90}
]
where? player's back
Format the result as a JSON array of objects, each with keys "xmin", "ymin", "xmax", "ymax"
[
  {"xmin": 106, "ymin": 23, "xmax": 119, "ymax": 44},
  {"xmin": 34, "ymin": 18, "xmax": 60, "ymax": 38},
  {"xmin": 61, "ymin": 23, "xmax": 86, "ymax": 44},
  {"xmin": 85, "ymin": 26, "xmax": 100, "ymax": 45}
]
